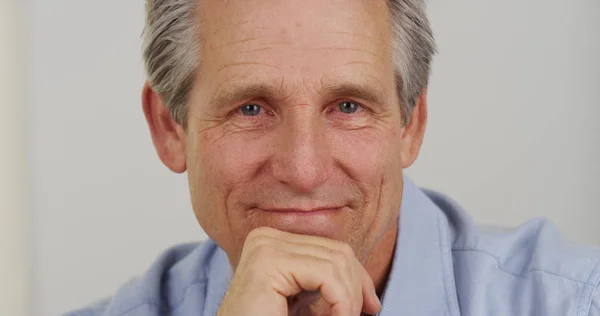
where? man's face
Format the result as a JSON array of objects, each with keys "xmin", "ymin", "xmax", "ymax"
[{"xmin": 182, "ymin": 0, "xmax": 414, "ymax": 267}]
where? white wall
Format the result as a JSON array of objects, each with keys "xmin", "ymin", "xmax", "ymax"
[
  {"xmin": 26, "ymin": 2, "xmax": 201, "ymax": 316},
  {"xmin": 410, "ymin": 0, "xmax": 600, "ymax": 243},
  {"xmin": 26, "ymin": 1, "xmax": 599, "ymax": 315},
  {"xmin": 1, "ymin": 2, "xmax": 28, "ymax": 316}
]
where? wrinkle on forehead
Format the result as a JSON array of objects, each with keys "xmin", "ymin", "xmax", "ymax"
[
  {"xmin": 216, "ymin": 61, "xmax": 282, "ymax": 74},
  {"xmin": 195, "ymin": 0, "xmax": 396, "ymax": 111},
  {"xmin": 199, "ymin": 0, "xmax": 391, "ymax": 50}
]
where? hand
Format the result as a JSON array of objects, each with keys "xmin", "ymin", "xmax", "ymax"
[{"xmin": 217, "ymin": 227, "xmax": 382, "ymax": 316}]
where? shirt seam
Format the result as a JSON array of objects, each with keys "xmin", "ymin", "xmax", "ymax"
[{"xmin": 451, "ymin": 247, "xmax": 597, "ymax": 286}]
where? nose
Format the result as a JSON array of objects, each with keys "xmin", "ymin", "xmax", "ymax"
[{"xmin": 271, "ymin": 109, "xmax": 332, "ymax": 193}]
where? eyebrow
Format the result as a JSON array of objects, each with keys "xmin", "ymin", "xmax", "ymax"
[
  {"xmin": 210, "ymin": 83, "xmax": 286, "ymax": 109},
  {"xmin": 319, "ymin": 82, "xmax": 389, "ymax": 108},
  {"xmin": 209, "ymin": 80, "xmax": 389, "ymax": 109}
]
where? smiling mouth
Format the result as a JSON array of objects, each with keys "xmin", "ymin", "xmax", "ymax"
[{"xmin": 260, "ymin": 207, "xmax": 343, "ymax": 214}]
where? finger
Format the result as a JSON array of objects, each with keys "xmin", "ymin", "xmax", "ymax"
[
  {"xmin": 252, "ymin": 227, "xmax": 354, "ymax": 254},
  {"xmin": 281, "ymin": 235, "xmax": 378, "ymax": 314},
  {"xmin": 254, "ymin": 234, "xmax": 354, "ymax": 272},
  {"xmin": 249, "ymin": 228, "xmax": 370, "ymax": 314},
  {"xmin": 260, "ymin": 235, "xmax": 365, "ymax": 315},
  {"xmin": 280, "ymin": 253, "xmax": 358, "ymax": 316},
  {"xmin": 359, "ymin": 265, "xmax": 381, "ymax": 315}
]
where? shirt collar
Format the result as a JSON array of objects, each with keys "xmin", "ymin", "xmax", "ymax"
[{"xmin": 377, "ymin": 176, "xmax": 460, "ymax": 316}]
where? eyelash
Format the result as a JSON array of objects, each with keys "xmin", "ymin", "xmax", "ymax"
[{"xmin": 235, "ymin": 101, "xmax": 366, "ymax": 116}]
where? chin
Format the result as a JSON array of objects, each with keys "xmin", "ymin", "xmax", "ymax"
[{"xmin": 245, "ymin": 207, "xmax": 355, "ymax": 241}]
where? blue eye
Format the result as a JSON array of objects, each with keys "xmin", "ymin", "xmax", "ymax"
[
  {"xmin": 241, "ymin": 104, "xmax": 261, "ymax": 116},
  {"xmin": 339, "ymin": 101, "xmax": 359, "ymax": 114}
]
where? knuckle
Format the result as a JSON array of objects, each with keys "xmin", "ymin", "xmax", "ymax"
[
  {"xmin": 325, "ymin": 259, "xmax": 339, "ymax": 277},
  {"xmin": 328, "ymin": 249, "xmax": 347, "ymax": 264},
  {"xmin": 246, "ymin": 226, "xmax": 274, "ymax": 240},
  {"xmin": 247, "ymin": 246, "xmax": 276, "ymax": 264},
  {"xmin": 243, "ymin": 229, "xmax": 279, "ymax": 262},
  {"xmin": 328, "ymin": 255, "xmax": 348, "ymax": 277},
  {"xmin": 338, "ymin": 243, "xmax": 355, "ymax": 257},
  {"xmin": 245, "ymin": 229, "xmax": 275, "ymax": 249}
]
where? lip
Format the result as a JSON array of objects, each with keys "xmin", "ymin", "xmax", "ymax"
[{"xmin": 260, "ymin": 207, "xmax": 342, "ymax": 214}]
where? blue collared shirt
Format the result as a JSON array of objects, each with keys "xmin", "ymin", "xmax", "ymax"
[{"xmin": 66, "ymin": 178, "xmax": 600, "ymax": 315}]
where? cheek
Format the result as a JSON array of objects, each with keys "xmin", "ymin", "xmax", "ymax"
[
  {"xmin": 191, "ymin": 127, "xmax": 273, "ymax": 194},
  {"xmin": 330, "ymin": 125, "xmax": 404, "ymax": 231},
  {"xmin": 329, "ymin": 126, "xmax": 403, "ymax": 248},
  {"xmin": 186, "ymin": 126, "xmax": 274, "ymax": 251},
  {"xmin": 330, "ymin": 126, "xmax": 402, "ymax": 183}
]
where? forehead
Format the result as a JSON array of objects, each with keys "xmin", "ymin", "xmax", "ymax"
[
  {"xmin": 199, "ymin": 0, "xmax": 390, "ymax": 35},
  {"xmin": 196, "ymin": 0, "xmax": 395, "ymax": 101}
]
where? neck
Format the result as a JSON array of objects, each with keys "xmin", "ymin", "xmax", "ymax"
[{"xmin": 363, "ymin": 218, "xmax": 399, "ymax": 296}]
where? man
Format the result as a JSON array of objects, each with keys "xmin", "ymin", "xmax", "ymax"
[{"xmin": 67, "ymin": 0, "xmax": 600, "ymax": 315}]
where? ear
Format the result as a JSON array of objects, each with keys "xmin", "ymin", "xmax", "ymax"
[
  {"xmin": 399, "ymin": 90, "xmax": 428, "ymax": 168},
  {"xmin": 142, "ymin": 82, "xmax": 187, "ymax": 173}
]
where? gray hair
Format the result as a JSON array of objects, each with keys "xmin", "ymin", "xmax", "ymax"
[{"xmin": 142, "ymin": 0, "xmax": 435, "ymax": 127}]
